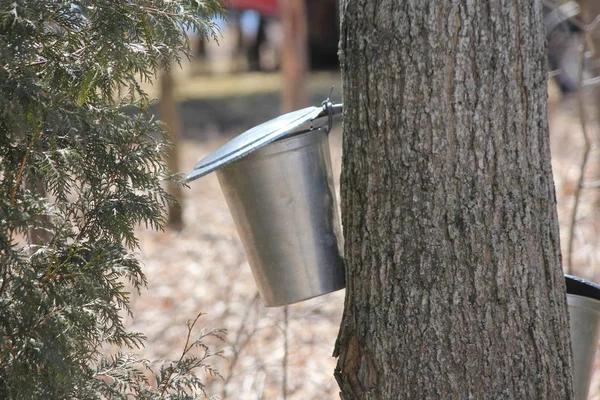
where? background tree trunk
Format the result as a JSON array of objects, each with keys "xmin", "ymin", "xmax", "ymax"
[
  {"xmin": 334, "ymin": 1, "xmax": 574, "ymax": 398},
  {"xmin": 579, "ymin": 0, "xmax": 600, "ymax": 121},
  {"xmin": 281, "ymin": 0, "xmax": 308, "ymax": 112},
  {"xmin": 160, "ymin": 68, "xmax": 184, "ymax": 231}
]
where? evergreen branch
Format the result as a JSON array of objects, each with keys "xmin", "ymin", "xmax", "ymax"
[{"xmin": 0, "ymin": 1, "xmax": 225, "ymax": 397}]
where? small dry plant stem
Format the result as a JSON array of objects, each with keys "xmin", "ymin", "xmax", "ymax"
[
  {"xmin": 159, "ymin": 312, "xmax": 204, "ymax": 398},
  {"xmin": 221, "ymin": 292, "xmax": 260, "ymax": 399},
  {"xmin": 9, "ymin": 126, "xmax": 42, "ymax": 239},
  {"xmin": 567, "ymin": 33, "xmax": 593, "ymax": 274},
  {"xmin": 282, "ymin": 305, "xmax": 289, "ymax": 400}
]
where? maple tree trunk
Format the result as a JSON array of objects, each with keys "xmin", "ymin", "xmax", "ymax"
[{"xmin": 334, "ymin": 1, "xmax": 574, "ymax": 398}]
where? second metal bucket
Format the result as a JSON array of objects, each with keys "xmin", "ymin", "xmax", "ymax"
[{"xmin": 566, "ymin": 274, "xmax": 600, "ymax": 400}]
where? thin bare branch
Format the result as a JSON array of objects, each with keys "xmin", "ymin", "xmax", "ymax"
[
  {"xmin": 282, "ymin": 305, "xmax": 289, "ymax": 400},
  {"xmin": 221, "ymin": 292, "xmax": 260, "ymax": 399},
  {"xmin": 581, "ymin": 179, "xmax": 600, "ymax": 188},
  {"xmin": 567, "ymin": 35, "xmax": 593, "ymax": 274}
]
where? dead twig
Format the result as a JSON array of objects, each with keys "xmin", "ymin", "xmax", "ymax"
[
  {"xmin": 282, "ymin": 305, "xmax": 289, "ymax": 400},
  {"xmin": 1, "ymin": 126, "xmax": 42, "ymax": 297},
  {"xmin": 220, "ymin": 292, "xmax": 261, "ymax": 399},
  {"xmin": 567, "ymin": 34, "xmax": 593, "ymax": 274},
  {"xmin": 158, "ymin": 312, "xmax": 203, "ymax": 397}
]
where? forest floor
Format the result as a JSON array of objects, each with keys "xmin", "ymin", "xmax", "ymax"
[{"xmin": 123, "ymin": 63, "xmax": 600, "ymax": 399}]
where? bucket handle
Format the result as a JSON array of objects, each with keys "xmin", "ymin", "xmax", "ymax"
[{"xmin": 315, "ymin": 100, "xmax": 343, "ymax": 134}]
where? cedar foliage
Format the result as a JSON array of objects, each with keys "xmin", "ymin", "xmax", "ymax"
[{"xmin": 0, "ymin": 1, "xmax": 225, "ymax": 398}]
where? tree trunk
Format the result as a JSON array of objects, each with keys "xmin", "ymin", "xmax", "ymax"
[
  {"xmin": 334, "ymin": 1, "xmax": 574, "ymax": 399},
  {"xmin": 281, "ymin": 0, "xmax": 308, "ymax": 112},
  {"xmin": 160, "ymin": 68, "xmax": 184, "ymax": 231}
]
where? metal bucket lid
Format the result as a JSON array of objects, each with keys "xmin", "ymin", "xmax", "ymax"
[
  {"xmin": 185, "ymin": 103, "xmax": 340, "ymax": 183},
  {"xmin": 565, "ymin": 274, "xmax": 600, "ymax": 301}
]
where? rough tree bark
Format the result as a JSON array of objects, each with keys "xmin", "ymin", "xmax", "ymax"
[{"xmin": 334, "ymin": 1, "xmax": 574, "ymax": 399}]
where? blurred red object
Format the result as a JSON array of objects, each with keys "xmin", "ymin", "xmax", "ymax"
[{"xmin": 224, "ymin": 0, "xmax": 279, "ymax": 16}]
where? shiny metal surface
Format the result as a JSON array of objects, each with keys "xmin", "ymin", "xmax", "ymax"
[
  {"xmin": 216, "ymin": 128, "xmax": 345, "ymax": 306},
  {"xmin": 186, "ymin": 106, "xmax": 323, "ymax": 182},
  {"xmin": 567, "ymin": 294, "xmax": 600, "ymax": 400}
]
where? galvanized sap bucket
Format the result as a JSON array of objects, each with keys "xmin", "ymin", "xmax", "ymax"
[
  {"xmin": 186, "ymin": 102, "xmax": 345, "ymax": 307},
  {"xmin": 565, "ymin": 274, "xmax": 600, "ymax": 400}
]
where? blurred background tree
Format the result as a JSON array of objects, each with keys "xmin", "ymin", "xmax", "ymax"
[{"xmin": 0, "ymin": 1, "xmax": 226, "ymax": 398}]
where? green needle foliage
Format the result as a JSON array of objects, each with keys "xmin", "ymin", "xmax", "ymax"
[{"xmin": 0, "ymin": 1, "xmax": 225, "ymax": 399}]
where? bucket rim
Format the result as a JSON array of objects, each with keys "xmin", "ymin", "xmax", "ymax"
[
  {"xmin": 216, "ymin": 126, "xmax": 328, "ymax": 167},
  {"xmin": 185, "ymin": 106, "xmax": 324, "ymax": 183},
  {"xmin": 565, "ymin": 274, "xmax": 600, "ymax": 301}
]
